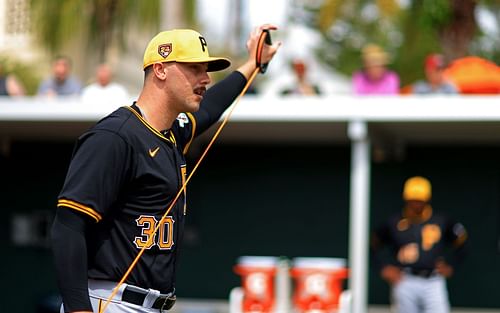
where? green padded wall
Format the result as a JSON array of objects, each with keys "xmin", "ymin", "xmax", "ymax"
[{"xmin": 1, "ymin": 141, "xmax": 499, "ymax": 312}]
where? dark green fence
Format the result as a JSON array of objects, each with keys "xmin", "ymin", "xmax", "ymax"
[{"xmin": 1, "ymin": 141, "xmax": 498, "ymax": 312}]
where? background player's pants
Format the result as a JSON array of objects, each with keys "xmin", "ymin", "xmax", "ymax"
[
  {"xmin": 391, "ymin": 274, "xmax": 450, "ymax": 313},
  {"xmin": 60, "ymin": 279, "xmax": 171, "ymax": 313}
]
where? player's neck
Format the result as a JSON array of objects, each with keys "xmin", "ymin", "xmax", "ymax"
[
  {"xmin": 136, "ymin": 93, "xmax": 177, "ymax": 132},
  {"xmin": 404, "ymin": 205, "xmax": 433, "ymax": 223}
]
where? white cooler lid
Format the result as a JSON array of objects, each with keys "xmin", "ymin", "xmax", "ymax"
[
  {"xmin": 236, "ymin": 256, "xmax": 279, "ymax": 267},
  {"xmin": 293, "ymin": 257, "xmax": 346, "ymax": 269}
]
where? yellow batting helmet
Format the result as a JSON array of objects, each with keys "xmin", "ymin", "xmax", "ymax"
[{"xmin": 403, "ymin": 176, "xmax": 432, "ymax": 202}]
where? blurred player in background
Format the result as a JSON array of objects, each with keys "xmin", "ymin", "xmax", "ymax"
[{"xmin": 371, "ymin": 176, "xmax": 468, "ymax": 313}]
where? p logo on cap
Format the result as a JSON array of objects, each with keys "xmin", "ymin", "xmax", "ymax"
[{"xmin": 143, "ymin": 29, "xmax": 231, "ymax": 72}]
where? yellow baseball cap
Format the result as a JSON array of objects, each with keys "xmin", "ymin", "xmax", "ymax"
[
  {"xmin": 143, "ymin": 29, "xmax": 231, "ymax": 72},
  {"xmin": 403, "ymin": 176, "xmax": 432, "ymax": 202}
]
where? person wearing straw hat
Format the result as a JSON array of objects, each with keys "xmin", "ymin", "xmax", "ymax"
[
  {"xmin": 352, "ymin": 43, "xmax": 400, "ymax": 95},
  {"xmin": 371, "ymin": 176, "xmax": 468, "ymax": 313},
  {"xmin": 51, "ymin": 25, "xmax": 280, "ymax": 313}
]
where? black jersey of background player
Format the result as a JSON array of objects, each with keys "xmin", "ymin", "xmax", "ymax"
[{"xmin": 372, "ymin": 206, "xmax": 467, "ymax": 270}]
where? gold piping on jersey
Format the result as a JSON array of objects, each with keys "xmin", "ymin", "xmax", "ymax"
[
  {"xmin": 125, "ymin": 106, "xmax": 176, "ymax": 146},
  {"xmin": 168, "ymin": 130, "xmax": 177, "ymax": 146},
  {"xmin": 58, "ymin": 199, "xmax": 102, "ymax": 222},
  {"xmin": 181, "ymin": 164, "xmax": 187, "ymax": 215},
  {"xmin": 182, "ymin": 112, "xmax": 197, "ymax": 155}
]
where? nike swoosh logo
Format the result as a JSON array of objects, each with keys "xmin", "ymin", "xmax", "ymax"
[{"xmin": 149, "ymin": 147, "xmax": 160, "ymax": 157}]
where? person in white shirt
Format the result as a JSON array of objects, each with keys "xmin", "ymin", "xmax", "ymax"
[{"xmin": 81, "ymin": 63, "xmax": 129, "ymax": 107}]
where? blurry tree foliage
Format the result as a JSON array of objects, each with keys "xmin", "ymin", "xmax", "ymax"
[
  {"xmin": 295, "ymin": 0, "xmax": 499, "ymax": 86},
  {"xmin": 0, "ymin": 56, "xmax": 40, "ymax": 95},
  {"xmin": 29, "ymin": 0, "xmax": 197, "ymax": 62}
]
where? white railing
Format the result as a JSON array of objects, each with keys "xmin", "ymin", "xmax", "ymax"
[{"xmin": 1, "ymin": 95, "xmax": 499, "ymax": 123}]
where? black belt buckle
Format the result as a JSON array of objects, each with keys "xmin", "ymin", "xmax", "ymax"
[
  {"xmin": 122, "ymin": 285, "xmax": 176, "ymax": 311},
  {"xmin": 410, "ymin": 268, "xmax": 434, "ymax": 278},
  {"xmin": 154, "ymin": 294, "xmax": 176, "ymax": 312}
]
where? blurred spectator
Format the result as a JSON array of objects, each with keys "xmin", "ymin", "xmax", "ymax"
[
  {"xmin": 280, "ymin": 58, "xmax": 321, "ymax": 96},
  {"xmin": 412, "ymin": 54, "xmax": 458, "ymax": 94},
  {"xmin": 37, "ymin": 56, "xmax": 82, "ymax": 97},
  {"xmin": 81, "ymin": 63, "xmax": 129, "ymax": 106},
  {"xmin": 0, "ymin": 62, "xmax": 25, "ymax": 96},
  {"xmin": 352, "ymin": 44, "xmax": 399, "ymax": 95}
]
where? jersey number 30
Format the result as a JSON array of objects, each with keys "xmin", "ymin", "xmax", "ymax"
[{"xmin": 134, "ymin": 215, "xmax": 174, "ymax": 250}]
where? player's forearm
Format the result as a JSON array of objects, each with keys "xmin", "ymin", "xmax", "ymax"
[
  {"xmin": 237, "ymin": 59, "xmax": 258, "ymax": 80},
  {"xmin": 194, "ymin": 71, "xmax": 247, "ymax": 135},
  {"xmin": 51, "ymin": 209, "xmax": 93, "ymax": 312},
  {"xmin": 448, "ymin": 241, "xmax": 467, "ymax": 269}
]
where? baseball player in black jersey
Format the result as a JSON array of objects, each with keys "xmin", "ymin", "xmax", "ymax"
[
  {"xmin": 371, "ymin": 176, "xmax": 468, "ymax": 313},
  {"xmin": 51, "ymin": 25, "xmax": 280, "ymax": 313}
]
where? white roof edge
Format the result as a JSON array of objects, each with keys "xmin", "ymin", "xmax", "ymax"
[{"xmin": 0, "ymin": 95, "xmax": 499, "ymax": 122}]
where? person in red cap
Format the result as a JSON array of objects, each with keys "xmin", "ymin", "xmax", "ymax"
[
  {"xmin": 280, "ymin": 58, "xmax": 321, "ymax": 96},
  {"xmin": 412, "ymin": 54, "xmax": 458, "ymax": 94}
]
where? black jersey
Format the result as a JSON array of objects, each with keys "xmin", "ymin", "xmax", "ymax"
[
  {"xmin": 371, "ymin": 206, "xmax": 467, "ymax": 271},
  {"xmin": 56, "ymin": 71, "xmax": 246, "ymax": 293}
]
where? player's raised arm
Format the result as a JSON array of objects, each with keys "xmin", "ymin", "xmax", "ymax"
[{"xmin": 188, "ymin": 24, "xmax": 281, "ymax": 141}]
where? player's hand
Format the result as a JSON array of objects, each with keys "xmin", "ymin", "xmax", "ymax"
[
  {"xmin": 380, "ymin": 265, "xmax": 402, "ymax": 285},
  {"xmin": 435, "ymin": 259, "xmax": 454, "ymax": 278},
  {"xmin": 246, "ymin": 24, "xmax": 281, "ymax": 66},
  {"xmin": 238, "ymin": 24, "xmax": 281, "ymax": 79}
]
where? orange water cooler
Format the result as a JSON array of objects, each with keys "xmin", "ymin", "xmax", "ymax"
[
  {"xmin": 290, "ymin": 257, "xmax": 348, "ymax": 313},
  {"xmin": 233, "ymin": 256, "xmax": 278, "ymax": 313}
]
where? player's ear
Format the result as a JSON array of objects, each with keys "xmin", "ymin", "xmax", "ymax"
[{"xmin": 152, "ymin": 62, "xmax": 168, "ymax": 80}]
